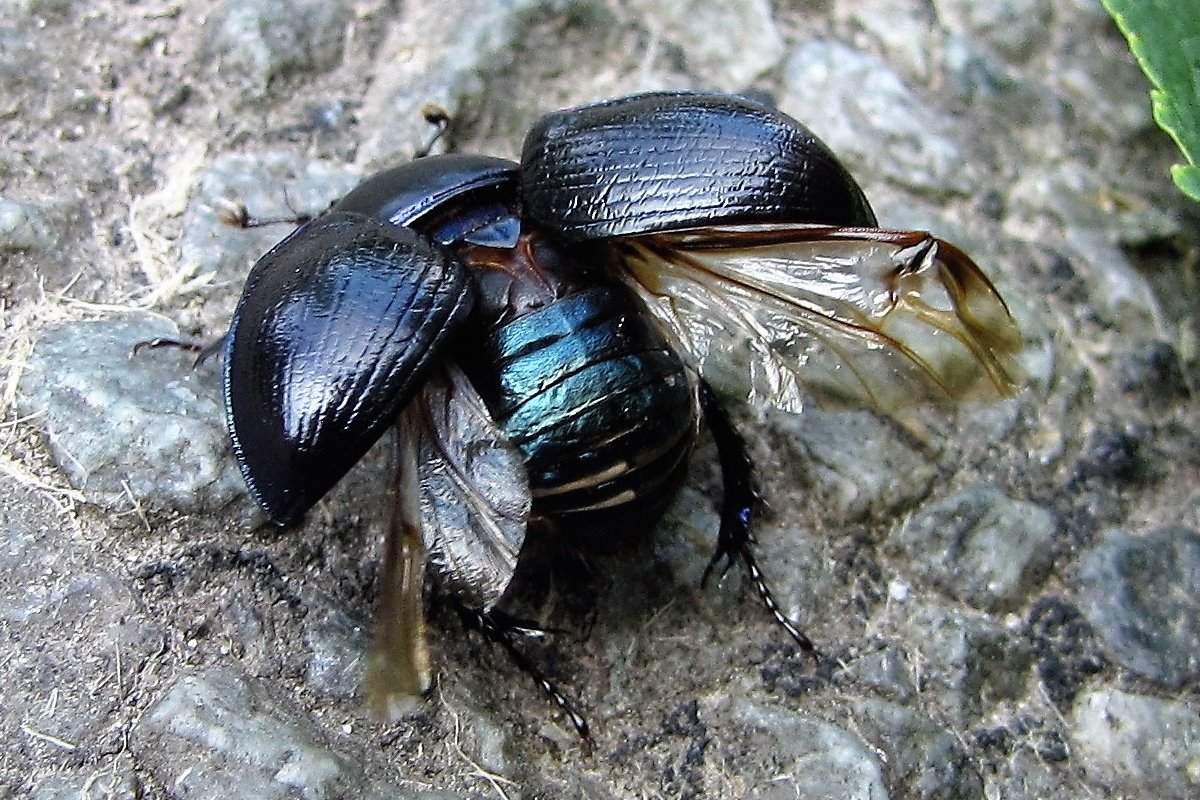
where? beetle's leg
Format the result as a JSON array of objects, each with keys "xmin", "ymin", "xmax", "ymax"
[
  {"xmin": 699, "ymin": 379, "xmax": 755, "ymax": 587},
  {"xmin": 698, "ymin": 381, "xmax": 817, "ymax": 657},
  {"xmin": 485, "ymin": 608, "xmax": 578, "ymax": 640},
  {"xmin": 456, "ymin": 606, "xmax": 590, "ymax": 740},
  {"xmin": 130, "ymin": 335, "xmax": 226, "ymax": 368}
]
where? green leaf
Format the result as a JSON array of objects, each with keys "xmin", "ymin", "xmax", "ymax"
[
  {"xmin": 1101, "ymin": 0, "xmax": 1200, "ymax": 202},
  {"xmin": 1173, "ymin": 164, "xmax": 1200, "ymax": 201}
]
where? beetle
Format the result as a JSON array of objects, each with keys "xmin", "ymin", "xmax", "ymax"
[{"xmin": 210, "ymin": 92, "xmax": 1023, "ymax": 735}]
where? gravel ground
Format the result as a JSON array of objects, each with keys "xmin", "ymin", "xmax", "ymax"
[{"xmin": 3, "ymin": 1, "xmax": 1199, "ymax": 798}]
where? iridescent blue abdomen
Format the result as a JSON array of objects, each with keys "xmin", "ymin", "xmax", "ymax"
[{"xmin": 465, "ymin": 284, "xmax": 698, "ymax": 545}]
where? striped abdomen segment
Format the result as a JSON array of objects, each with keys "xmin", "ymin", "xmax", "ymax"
[{"xmin": 468, "ymin": 285, "xmax": 698, "ymax": 544}]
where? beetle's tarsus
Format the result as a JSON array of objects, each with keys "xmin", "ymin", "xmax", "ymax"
[
  {"xmin": 130, "ymin": 337, "xmax": 200, "ymax": 358},
  {"xmin": 739, "ymin": 545, "xmax": 817, "ymax": 656},
  {"xmin": 700, "ymin": 380, "xmax": 817, "ymax": 659},
  {"xmin": 131, "ymin": 336, "xmax": 225, "ymax": 368},
  {"xmin": 458, "ymin": 606, "xmax": 590, "ymax": 740},
  {"xmin": 700, "ymin": 548, "xmax": 737, "ymax": 588}
]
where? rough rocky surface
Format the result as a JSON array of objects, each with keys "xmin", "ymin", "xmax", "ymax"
[
  {"xmin": 887, "ymin": 485, "xmax": 1058, "ymax": 611},
  {"xmin": 2, "ymin": 1, "xmax": 1198, "ymax": 798},
  {"xmin": 1077, "ymin": 526, "xmax": 1200, "ymax": 688},
  {"xmin": 16, "ymin": 317, "xmax": 245, "ymax": 520}
]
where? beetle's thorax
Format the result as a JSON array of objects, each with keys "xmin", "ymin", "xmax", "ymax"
[{"xmin": 457, "ymin": 229, "xmax": 599, "ymax": 328}]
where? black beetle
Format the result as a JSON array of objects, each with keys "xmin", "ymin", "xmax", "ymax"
[{"xmin": 211, "ymin": 92, "xmax": 1023, "ymax": 735}]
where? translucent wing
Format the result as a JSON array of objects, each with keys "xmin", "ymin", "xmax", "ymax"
[
  {"xmin": 409, "ymin": 362, "xmax": 531, "ymax": 613},
  {"xmin": 365, "ymin": 427, "xmax": 431, "ymax": 723},
  {"xmin": 616, "ymin": 224, "xmax": 1024, "ymax": 415},
  {"xmin": 365, "ymin": 363, "xmax": 529, "ymax": 721}
]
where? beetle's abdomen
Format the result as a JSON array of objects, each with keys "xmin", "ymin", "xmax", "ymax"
[{"xmin": 467, "ymin": 285, "xmax": 698, "ymax": 546}]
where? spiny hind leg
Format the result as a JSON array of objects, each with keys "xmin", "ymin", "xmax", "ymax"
[
  {"xmin": 456, "ymin": 605, "xmax": 591, "ymax": 740},
  {"xmin": 698, "ymin": 380, "xmax": 817, "ymax": 657}
]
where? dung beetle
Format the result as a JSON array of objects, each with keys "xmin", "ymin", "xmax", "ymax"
[{"xmin": 211, "ymin": 92, "xmax": 1023, "ymax": 735}]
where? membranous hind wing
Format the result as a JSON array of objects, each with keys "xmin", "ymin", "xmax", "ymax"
[
  {"xmin": 409, "ymin": 363, "xmax": 530, "ymax": 612},
  {"xmin": 365, "ymin": 424, "xmax": 431, "ymax": 723},
  {"xmin": 615, "ymin": 224, "xmax": 1024, "ymax": 415},
  {"xmin": 367, "ymin": 362, "xmax": 530, "ymax": 721}
]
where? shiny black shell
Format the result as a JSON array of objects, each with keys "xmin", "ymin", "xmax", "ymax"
[
  {"xmin": 224, "ymin": 156, "xmax": 529, "ymax": 525},
  {"xmin": 223, "ymin": 212, "xmax": 473, "ymax": 525},
  {"xmin": 520, "ymin": 91, "xmax": 878, "ymax": 241},
  {"xmin": 332, "ymin": 154, "xmax": 520, "ymax": 246}
]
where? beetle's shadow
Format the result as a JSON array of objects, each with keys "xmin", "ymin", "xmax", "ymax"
[
  {"xmin": 494, "ymin": 538, "xmax": 607, "ymax": 640},
  {"xmin": 487, "ymin": 532, "xmax": 676, "ymax": 644}
]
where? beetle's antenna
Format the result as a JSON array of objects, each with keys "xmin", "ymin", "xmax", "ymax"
[
  {"xmin": 414, "ymin": 103, "xmax": 452, "ymax": 159},
  {"xmin": 215, "ymin": 196, "xmax": 313, "ymax": 230},
  {"xmin": 457, "ymin": 606, "xmax": 591, "ymax": 740},
  {"xmin": 698, "ymin": 381, "xmax": 818, "ymax": 658}
]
